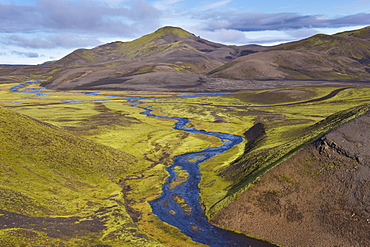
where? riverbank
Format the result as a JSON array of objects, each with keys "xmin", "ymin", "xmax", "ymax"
[{"xmin": 212, "ymin": 109, "xmax": 370, "ymax": 246}]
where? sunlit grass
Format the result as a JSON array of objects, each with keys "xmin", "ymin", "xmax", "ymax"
[{"xmin": 0, "ymin": 81, "xmax": 369, "ymax": 245}]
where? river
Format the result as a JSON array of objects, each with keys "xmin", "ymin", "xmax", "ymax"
[{"xmin": 9, "ymin": 81, "xmax": 275, "ymax": 247}]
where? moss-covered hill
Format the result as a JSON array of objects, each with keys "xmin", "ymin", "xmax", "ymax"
[
  {"xmin": 55, "ymin": 26, "xmax": 205, "ymax": 64},
  {"xmin": 209, "ymin": 26, "xmax": 370, "ymax": 81},
  {"xmin": 0, "ymin": 106, "xmax": 162, "ymax": 246},
  {"xmin": 38, "ymin": 26, "xmax": 261, "ymax": 91},
  {"xmin": 0, "ymin": 26, "xmax": 265, "ymax": 91}
]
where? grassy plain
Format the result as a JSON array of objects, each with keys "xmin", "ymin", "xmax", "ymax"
[
  {"xmin": 0, "ymin": 81, "xmax": 369, "ymax": 245},
  {"xmin": 138, "ymin": 85, "xmax": 370, "ymax": 218}
]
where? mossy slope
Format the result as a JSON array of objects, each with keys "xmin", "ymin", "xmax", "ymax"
[
  {"xmin": 38, "ymin": 26, "xmax": 247, "ymax": 90},
  {"xmin": 0, "ymin": 106, "xmax": 163, "ymax": 246}
]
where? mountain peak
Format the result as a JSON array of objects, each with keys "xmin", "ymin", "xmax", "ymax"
[{"xmin": 153, "ymin": 26, "xmax": 195, "ymax": 39}]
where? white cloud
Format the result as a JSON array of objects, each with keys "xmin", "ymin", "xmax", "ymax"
[
  {"xmin": 284, "ymin": 28, "xmax": 319, "ymax": 40},
  {"xmin": 197, "ymin": 0, "xmax": 232, "ymax": 11},
  {"xmin": 195, "ymin": 28, "xmax": 248, "ymax": 44}
]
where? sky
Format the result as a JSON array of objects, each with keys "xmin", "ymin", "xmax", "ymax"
[{"xmin": 0, "ymin": 0, "xmax": 369, "ymax": 64}]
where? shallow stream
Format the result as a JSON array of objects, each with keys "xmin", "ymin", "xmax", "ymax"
[{"xmin": 9, "ymin": 82, "xmax": 274, "ymax": 246}]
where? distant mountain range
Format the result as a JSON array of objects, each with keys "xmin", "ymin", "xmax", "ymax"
[{"xmin": 1, "ymin": 26, "xmax": 370, "ymax": 91}]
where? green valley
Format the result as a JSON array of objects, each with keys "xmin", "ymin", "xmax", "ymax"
[{"xmin": 0, "ymin": 80, "xmax": 369, "ymax": 246}]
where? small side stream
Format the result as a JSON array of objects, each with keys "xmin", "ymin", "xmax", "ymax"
[{"xmin": 9, "ymin": 82, "xmax": 274, "ymax": 247}]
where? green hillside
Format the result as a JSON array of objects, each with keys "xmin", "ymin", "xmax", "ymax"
[
  {"xmin": 209, "ymin": 26, "xmax": 370, "ymax": 81},
  {"xmin": 336, "ymin": 25, "xmax": 370, "ymax": 41},
  {"xmin": 0, "ymin": 106, "xmax": 163, "ymax": 246},
  {"xmin": 54, "ymin": 26, "xmax": 198, "ymax": 66},
  {"xmin": 271, "ymin": 27, "xmax": 370, "ymax": 64},
  {"xmin": 38, "ymin": 26, "xmax": 242, "ymax": 90}
]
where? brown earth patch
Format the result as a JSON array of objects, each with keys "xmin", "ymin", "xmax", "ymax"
[
  {"xmin": 0, "ymin": 208, "xmax": 106, "ymax": 239},
  {"xmin": 212, "ymin": 111, "xmax": 370, "ymax": 247}
]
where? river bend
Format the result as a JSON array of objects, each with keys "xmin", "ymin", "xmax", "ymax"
[{"xmin": 9, "ymin": 81, "xmax": 274, "ymax": 247}]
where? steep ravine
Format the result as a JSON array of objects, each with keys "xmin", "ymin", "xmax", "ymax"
[{"xmin": 212, "ymin": 111, "xmax": 370, "ymax": 246}]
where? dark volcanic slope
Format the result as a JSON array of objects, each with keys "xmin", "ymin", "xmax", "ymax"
[{"xmin": 212, "ymin": 110, "xmax": 370, "ymax": 247}]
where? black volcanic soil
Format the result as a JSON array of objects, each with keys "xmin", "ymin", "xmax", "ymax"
[{"xmin": 212, "ymin": 111, "xmax": 370, "ymax": 247}]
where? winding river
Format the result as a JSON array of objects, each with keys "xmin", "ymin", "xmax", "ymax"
[{"xmin": 9, "ymin": 82, "xmax": 274, "ymax": 246}]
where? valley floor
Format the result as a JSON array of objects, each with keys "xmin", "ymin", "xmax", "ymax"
[{"xmin": 0, "ymin": 81, "xmax": 369, "ymax": 246}]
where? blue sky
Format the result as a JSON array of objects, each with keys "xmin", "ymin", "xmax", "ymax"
[{"xmin": 0, "ymin": 0, "xmax": 369, "ymax": 64}]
